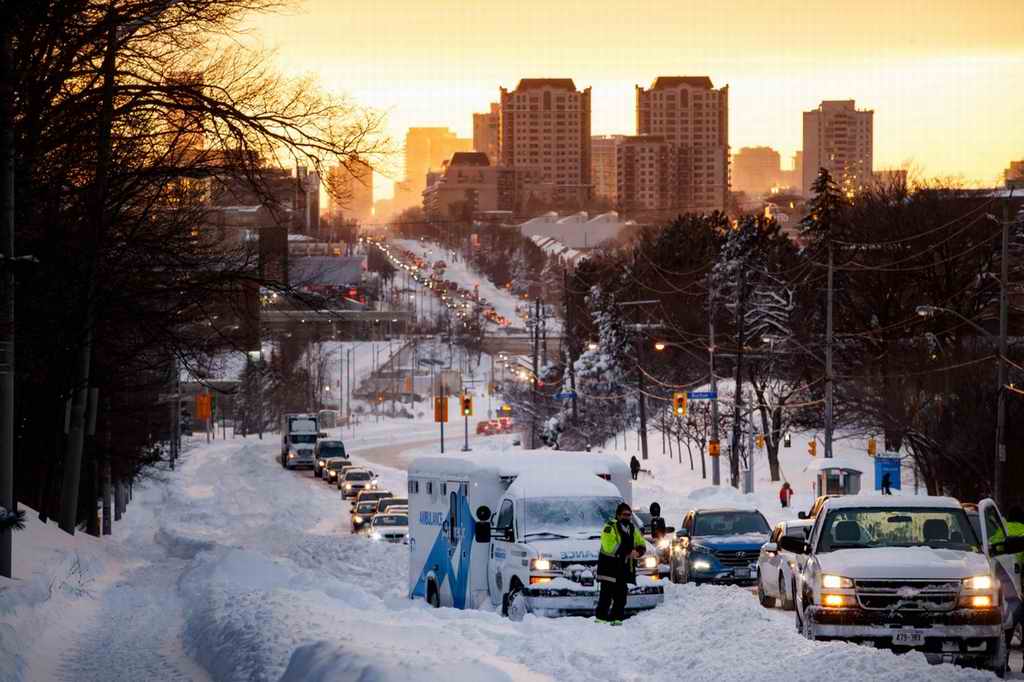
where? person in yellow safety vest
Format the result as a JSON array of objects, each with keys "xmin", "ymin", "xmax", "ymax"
[
  {"xmin": 595, "ymin": 502, "xmax": 647, "ymax": 625},
  {"xmin": 1006, "ymin": 507, "xmax": 1024, "ymax": 673}
]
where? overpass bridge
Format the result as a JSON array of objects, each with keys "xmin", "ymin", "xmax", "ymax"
[{"xmin": 480, "ymin": 334, "xmax": 563, "ymax": 362}]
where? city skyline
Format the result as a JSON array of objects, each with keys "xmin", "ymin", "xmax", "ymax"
[{"xmin": 248, "ymin": 0, "xmax": 1024, "ymax": 199}]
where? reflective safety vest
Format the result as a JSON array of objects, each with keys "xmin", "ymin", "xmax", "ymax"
[{"xmin": 596, "ymin": 518, "xmax": 647, "ymax": 584}]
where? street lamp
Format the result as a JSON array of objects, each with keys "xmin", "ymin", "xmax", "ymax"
[
  {"xmin": 916, "ymin": 303, "xmax": 1008, "ymax": 505},
  {"xmin": 587, "ymin": 341, "xmax": 598, "ymax": 351},
  {"xmin": 654, "ymin": 341, "xmax": 667, "ymax": 351}
]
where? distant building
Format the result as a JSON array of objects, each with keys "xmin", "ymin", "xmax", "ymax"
[
  {"xmin": 499, "ymin": 78, "xmax": 592, "ymax": 207},
  {"xmin": 732, "ymin": 146, "xmax": 781, "ymax": 196},
  {"xmin": 399, "ymin": 127, "xmax": 472, "ymax": 211},
  {"xmin": 327, "ymin": 159, "xmax": 373, "ymax": 224},
  {"xmin": 615, "ymin": 135, "xmax": 677, "ymax": 213},
  {"xmin": 422, "ymin": 152, "xmax": 520, "ymax": 221},
  {"xmin": 208, "ymin": 163, "xmax": 319, "ymax": 237},
  {"xmin": 473, "ymin": 103, "xmax": 501, "ymax": 165},
  {"xmin": 635, "ymin": 76, "xmax": 730, "ymax": 214},
  {"xmin": 591, "ymin": 135, "xmax": 625, "ymax": 202},
  {"xmin": 802, "ymin": 100, "xmax": 873, "ymax": 195},
  {"xmin": 1006, "ymin": 160, "xmax": 1024, "ymax": 189}
]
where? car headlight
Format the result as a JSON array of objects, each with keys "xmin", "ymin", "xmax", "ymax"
[
  {"xmin": 318, "ymin": 460, "xmax": 325, "ymax": 467},
  {"xmin": 821, "ymin": 574, "xmax": 853, "ymax": 589},
  {"xmin": 288, "ymin": 452, "xmax": 296, "ymax": 459},
  {"xmin": 643, "ymin": 555, "xmax": 657, "ymax": 569},
  {"xmin": 345, "ymin": 483, "xmax": 352, "ymax": 489},
  {"xmin": 963, "ymin": 575, "xmax": 993, "ymax": 591},
  {"xmin": 370, "ymin": 531, "xmax": 381, "ymax": 541},
  {"xmin": 822, "ymin": 594, "xmax": 850, "ymax": 608},
  {"xmin": 656, "ymin": 538, "xmax": 671, "ymax": 550},
  {"xmin": 691, "ymin": 559, "xmax": 712, "ymax": 571},
  {"xmin": 531, "ymin": 558, "xmax": 551, "ymax": 571},
  {"xmin": 353, "ymin": 515, "xmax": 362, "ymax": 523}
]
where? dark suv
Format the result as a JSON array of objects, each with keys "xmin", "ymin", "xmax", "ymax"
[{"xmin": 669, "ymin": 508, "xmax": 772, "ymax": 585}]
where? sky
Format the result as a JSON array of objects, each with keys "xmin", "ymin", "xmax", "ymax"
[{"xmin": 247, "ymin": 0, "xmax": 1024, "ymax": 199}]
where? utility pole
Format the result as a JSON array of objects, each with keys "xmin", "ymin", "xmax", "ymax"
[
  {"xmin": 618, "ymin": 300, "xmax": 658, "ymax": 461},
  {"xmin": 0, "ymin": 25, "xmax": 17, "ymax": 576},
  {"xmin": 530, "ymin": 298, "xmax": 540, "ymax": 449},
  {"xmin": 709, "ymin": 285, "xmax": 720, "ymax": 486},
  {"xmin": 563, "ymin": 268, "xmax": 578, "ymax": 425},
  {"xmin": 730, "ymin": 267, "xmax": 747, "ymax": 488},
  {"xmin": 995, "ymin": 194, "xmax": 1011, "ymax": 506},
  {"xmin": 824, "ymin": 243, "xmax": 835, "ymax": 459}
]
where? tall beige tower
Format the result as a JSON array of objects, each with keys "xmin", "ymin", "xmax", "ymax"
[
  {"xmin": 473, "ymin": 103, "xmax": 500, "ymax": 166},
  {"xmin": 635, "ymin": 77, "xmax": 729, "ymax": 213},
  {"xmin": 499, "ymin": 79, "xmax": 592, "ymax": 207},
  {"xmin": 802, "ymin": 100, "xmax": 873, "ymax": 195},
  {"xmin": 402, "ymin": 127, "xmax": 471, "ymax": 210}
]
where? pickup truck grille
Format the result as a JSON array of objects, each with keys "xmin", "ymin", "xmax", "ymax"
[
  {"xmin": 713, "ymin": 550, "xmax": 758, "ymax": 567},
  {"xmin": 854, "ymin": 579, "xmax": 960, "ymax": 611}
]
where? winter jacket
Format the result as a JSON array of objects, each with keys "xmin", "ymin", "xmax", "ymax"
[
  {"xmin": 779, "ymin": 486, "xmax": 793, "ymax": 504},
  {"xmin": 649, "ymin": 516, "xmax": 667, "ymax": 541},
  {"xmin": 596, "ymin": 518, "xmax": 647, "ymax": 584},
  {"xmin": 1006, "ymin": 521, "xmax": 1024, "ymax": 569},
  {"xmin": 629, "ymin": 457, "xmax": 640, "ymax": 473}
]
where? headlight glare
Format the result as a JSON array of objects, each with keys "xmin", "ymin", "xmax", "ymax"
[
  {"xmin": 822, "ymin": 574, "xmax": 853, "ymax": 589},
  {"xmin": 532, "ymin": 558, "xmax": 551, "ymax": 571},
  {"xmin": 656, "ymin": 538, "xmax": 670, "ymax": 550},
  {"xmin": 643, "ymin": 555, "xmax": 657, "ymax": 569},
  {"xmin": 963, "ymin": 576, "xmax": 992, "ymax": 591},
  {"xmin": 353, "ymin": 515, "xmax": 362, "ymax": 523},
  {"xmin": 691, "ymin": 559, "xmax": 711, "ymax": 571},
  {"xmin": 822, "ymin": 594, "xmax": 848, "ymax": 607}
]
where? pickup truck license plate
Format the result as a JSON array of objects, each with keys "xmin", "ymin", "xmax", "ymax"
[
  {"xmin": 734, "ymin": 568, "xmax": 750, "ymax": 578},
  {"xmin": 893, "ymin": 631, "xmax": 925, "ymax": 647}
]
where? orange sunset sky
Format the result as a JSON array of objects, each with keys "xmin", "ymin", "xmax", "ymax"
[{"xmin": 248, "ymin": 0, "xmax": 1024, "ymax": 198}]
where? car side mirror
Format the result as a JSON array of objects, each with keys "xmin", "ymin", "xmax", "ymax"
[
  {"xmin": 476, "ymin": 505, "xmax": 492, "ymax": 522},
  {"xmin": 797, "ymin": 512, "xmax": 808, "ymax": 520},
  {"xmin": 675, "ymin": 528, "xmax": 688, "ymax": 539},
  {"xmin": 992, "ymin": 536, "xmax": 1024, "ymax": 556},
  {"xmin": 474, "ymin": 520, "xmax": 491, "ymax": 543},
  {"xmin": 503, "ymin": 527, "xmax": 515, "ymax": 542},
  {"xmin": 778, "ymin": 536, "xmax": 807, "ymax": 555}
]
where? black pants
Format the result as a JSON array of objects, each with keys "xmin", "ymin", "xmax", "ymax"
[
  {"xmin": 631, "ymin": 470, "xmax": 639, "ymax": 480},
  {"xmin": 596, "ymin": 579, "xmax": 627, "ymax": 621}
]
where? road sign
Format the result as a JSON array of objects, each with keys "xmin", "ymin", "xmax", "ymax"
[
  {"xmin": 554, "ymin": 391, "xmax": 577, "ymax": 400},
  {"xmin": 195, "ymin": 394, "xmax": 212, "ymax": 420},
  {"xmin": 434, "ymin": 396, "xmax": 449, "ymax": 423},
  {"xmin": 708, "ymin": 439, "xmax": 721, "ymax": 457},
  {"xmin": 687, "ymin": 391, "xmax": 717, "ymax": 400},
  {"xmin": 500, "ymin": 404, "xmax": 512, "ymax": 413}
]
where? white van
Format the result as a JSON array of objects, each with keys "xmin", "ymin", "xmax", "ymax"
[{"xmin": 407, "ymin": 453, "xmax": 664, "ymax": 620}]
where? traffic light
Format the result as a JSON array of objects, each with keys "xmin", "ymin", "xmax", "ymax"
[
  {"xmin": 867, "ymin": 437, "xmax": 877, "ymax": 456},
  {"xmin": 460, "ymin": 395, "xmax": 473, "ymax": 417},
  {"xmin": 672, "ymin": 392, "xmax": 687, "ymax": 417},
  {"xmin": 755, "ymin": 433, "xmax": 765, "ymax": 449},
  {"xmin": 808, "ymin": 440, "xmax": 817, "ymax": 457}
]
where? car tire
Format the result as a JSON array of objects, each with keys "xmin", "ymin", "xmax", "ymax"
[
  {"xmin": 989, "ymin": 632, "xmax": 1009, "ymax": 678},
  {"xmin": 757, "ymin": 575, "xmax": 776, "ymax": 608},
  {"xmin": 507, "ymin": 588, "xmax": 528, "ymax": 622},
  {"xmin": 801, "ymin": 606, "xmax": 817, "ymax": 641},
  {"xmin": 780, "ymin": 574, "xmax": 795, "ymax": 611}
]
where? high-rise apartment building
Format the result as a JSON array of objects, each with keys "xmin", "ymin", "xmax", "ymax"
[
  {"xmin": 635, "ymin": 77, "xmax": 729, "ymax": 213},
  {"xmin": 802, "ymin": 100, "xmax": 873, "ymax": 195},
  {"xmin": 499, "ymin": 79, "xmax": 592, "ymax": 207},
  {"xmin": 473, "ymin": 103, "xmax": 501, "ymax": 166},
  {"xmin": 1005, "ymin": 160, "xmax": 1024, "ymax": 189},
  {"xmin": 327, "ymin": 159, "xmax": 373, "ymax": 224},
  {"xmin": 615, "ymin": 136, "xmax": 677, "ymax": 213},
  {"xmin": 732, "ymin": 146, "xmax": 781, "ymax": 195},
  {"xmin": 591, "ymin": 135, "xmax": 625, "ymax": 203}
]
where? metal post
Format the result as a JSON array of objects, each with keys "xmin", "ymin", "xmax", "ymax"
[
  {"xmin": 531, "ymin": 298, "xmax": 540, "ymax": 449},
  {"xmin": 710, "ymin": 286, "xmax": 720, "ymax": 486},
  {"xmin": 0, "ymin": 25, "xmax": 16, "ymax": 576},
  {"xmin": 636, "ymin": 338, "xmax": 649, "ymax": 460},
  {"xmin": 824, "ymin": 243, "xmax": 834, "ymax": 458},
  {"xmin": 995, "ymin": 197, "xmax": 1010, "ymax": 506}
]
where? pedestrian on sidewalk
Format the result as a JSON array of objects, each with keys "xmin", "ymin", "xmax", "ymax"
[
  {"xmin": 779, "ymin": 482, "xmax": 794, "ymax": 508},
  {"xmin": 629, "ymin": 455, "xmax": 640, "ymax": 481},
  {"xmin": 595, "ymin": 502, "xmax": 646, "ymax": 625},
  {"xmin": 881, "ymin": 472, "xmax": 892, "ymax": 495}
]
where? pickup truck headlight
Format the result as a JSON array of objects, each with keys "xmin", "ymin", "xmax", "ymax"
[
  {"xmin": 288, "ymin": 452, "xmax": 296, "ymax": 459},
  {"xmin": 822, "ymin": 574, "xmax": 854, "ymax": 589},
  {"xmin": 345, "ymin": 483, "xmax": 352, "ymax": 490},
  {"xmin": 963, "ymin": 575, "xmax": 993, "ymax": 591},
  {"xmin": 643, "ymin": 555, "xmax": 657, "ymax": 569},
  {"xmin": 822, "ymin": 594, "xmax": 850, "ymax": 608},
  {"xmin": 531, "ymin": 558, "xmax": 551, "ymax": 571},
  {"xmin": 318, "ymin": 460, "xmax": 325, "ymax": 467}
]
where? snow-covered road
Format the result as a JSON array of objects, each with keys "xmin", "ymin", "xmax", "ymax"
[{"xmin": 3, "ymin": 423, "xmax": 1013, "ymax": 681}]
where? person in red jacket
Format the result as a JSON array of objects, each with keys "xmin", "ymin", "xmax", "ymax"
[{"xmin": 779, "ymin": 482, "xmax": 794, "ymax": 508}]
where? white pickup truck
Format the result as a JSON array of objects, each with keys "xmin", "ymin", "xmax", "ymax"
[
  {"xmin": 407, "ymin": 453, "xmax": 664, "ymax": 620},
  {"xmin": 782, "ymin": 496, "xmax": 1023, "ymax": 677}
]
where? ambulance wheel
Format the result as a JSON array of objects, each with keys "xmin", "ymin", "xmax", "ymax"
[
  {"xmin": 426, "ymin": 581, "xmax": 440, "ymax": 609},
  {"xmin": 507, "ymin": 588, "xmax": 528, "ymax": 622}
]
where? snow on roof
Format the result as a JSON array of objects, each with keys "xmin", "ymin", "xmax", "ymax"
[
  {"xmin": 803, "ymin": 458, "xmax": 865, "ymax": 473},
  {"xmin": 409, "ymin": 452, "xmax": 629, "ymax": 483},
  {"xmin": 821, "ymin": 494, "xmax": 962, "ymax": 510},
  {"xmin": 587, "ymin": 212, "xmax": 619, "ymax": 223},
  {"xmin": 505, "ymin": 466, "xmax": 620, "ymax": 499},
  {"xmin": 555, "ymin": 212, "xmax": 588, "ymax": 224}
]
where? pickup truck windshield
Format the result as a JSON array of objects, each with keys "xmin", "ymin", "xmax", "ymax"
[
  {"xmin": 694, "ymin": 511, "xmax": 770, "ymax": 536},
  {"xmin": 523, "ymin": 496, "xmax": 621, "ymax": 537},
  {"xmin": 818, "ymin": 507, "xmax": 981, "ymax": 553}
]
